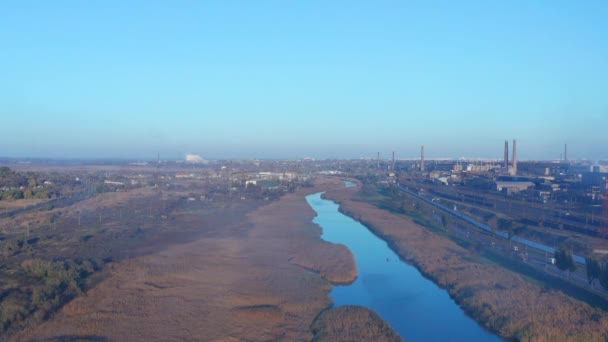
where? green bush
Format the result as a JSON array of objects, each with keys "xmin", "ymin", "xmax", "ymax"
[
  {"xmin": 1, "ymin": 239, "xmax": 24, "ymax": 257},
  {"xmin": 0, "ymin": 294, "xmax": 29, "ymax": 332},
  {"xmin": 0, "ymin": 258, "xmax": 103, "ymax": 332}
]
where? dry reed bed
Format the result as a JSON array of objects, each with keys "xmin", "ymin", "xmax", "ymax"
[
  {"xmin": 311, "ymin": 305, "xmax": 403, "ymax": 342},
  {"xmin": 17, "ymin": 178, "xmax": 361, "ymax": 341}
]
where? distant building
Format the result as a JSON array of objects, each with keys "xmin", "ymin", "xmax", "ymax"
[
  {"xmin": 104, "ymin": 180, "xmax": 125, "ymax": 186},
  {"xmin": 466, "ymin": 163, "xmax": 499, "ymax": 173},
  {"xmin": 185, "ymin": 154, "xmax": 205, "ymax": 163},
  {"xmin": 495, "ymin": 181, "xmax": 534, "ymax": 195},
  {"xmin": 582, "ymin": 172, "xmax": 608, "ymax": 188},
  {"xmin": 435, "ymin": 176, "xmax": 449, "ymax": 185},
  {"xmin": 251, "ymin": 172, "xmax": 297, "ymax": 180},
  {"xmin": 246, "ymin": 179, "xmax": 279, "ymax": 189}
]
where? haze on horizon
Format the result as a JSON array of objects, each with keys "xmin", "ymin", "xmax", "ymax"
[{"xmin": 1, "ymin": 1, "xmax": 607, "ymax": 161}]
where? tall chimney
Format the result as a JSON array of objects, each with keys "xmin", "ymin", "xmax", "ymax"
[
  {"xmin": 504, "ymin": 140, "xmax": 509, "ymax": 168},
  {"xmin": 564, "ymin": 143, "xmax": 568, "ymax": 162},
  {"xmin": 377, "ymin": 152, "xmax": 380, "ymax": 169},
  {"xmin": 392, "ymin": 151, "xmax": 395, "ymax": 171},
  {"xmin": 421, "ymin": 145, "xmax": 425, "ymax": 171},
  {"xmin": 512, "ymin": 139, "xmax": 517, "ymax": 175}
]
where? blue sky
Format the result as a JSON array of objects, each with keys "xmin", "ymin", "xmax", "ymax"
[{"xmin": 1, "ymin": 1, "xmax": 607, "ymax": 160}]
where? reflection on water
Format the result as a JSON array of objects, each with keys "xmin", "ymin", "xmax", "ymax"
[{"xmin": 306, "ymin": 192, "xmax": 501, "ymax": 342}]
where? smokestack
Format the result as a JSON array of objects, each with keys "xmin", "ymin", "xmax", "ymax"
[
  {"xmin": 564, "ymin": 143, "xmax": 568, "ymax": 162},
  {"xmin": 392, "ymin": 151, "xmax": 395, "ymax": 171},
  {"xmin": 504, "ymin": 140, "xmax": 509, "ymax": 168},
  {"xmin": 377, "ymin": 152, "xmax": 380, "ymax": 169},
  {"xmin": 421, "ymin": 145, "xmax": 425, "ymax": 171},
  {"xmin": 511, "ymin": 139, "xmax": 517, "ymax": 175}
]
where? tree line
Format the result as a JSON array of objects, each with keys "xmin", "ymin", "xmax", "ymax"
[
  {"xmin": 0, "ymin": 167, "xmax": 60, "ymax": 200},
  {"xmin": 0, "ymin": 167, "xmax": 90, "ymax": 201},
  {"xmin": 552, "ymin": 245, "xmax": 608, "ymax": 288},
  {"xmin": 579, "ymin": 247, "xmax": 608, "ymax": 291}
]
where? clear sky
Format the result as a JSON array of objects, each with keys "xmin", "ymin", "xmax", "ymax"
[{"xmin": 1, "ymin": 1, "xmax": 607, "ymax": 160}]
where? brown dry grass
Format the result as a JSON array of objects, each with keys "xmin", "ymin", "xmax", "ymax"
[
  {"xmin": 290, "ymin": 242, "xmax": 356, "ymax": 285},
  {"xmin": 15, "ymin": 177, "xmax": 359, "ymax": 342},
  {"xmin": 324, "ymin": 181, "xmax": 608, "ymax": 342},
  {"xmin": 0, "ymin": 199, "xmax": 49, "ymax": 211},
  {"xmin": 311, "ymin": 305, "xmax": 403, "ymax": 342},
  {"xmin": 0, "ymin": 187, "xmax": 156, "ymax": 235}
]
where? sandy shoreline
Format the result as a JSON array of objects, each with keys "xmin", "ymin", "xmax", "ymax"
[{"xmin": 16, "ymin": 177, "xmax": 366, "ymax": 341}]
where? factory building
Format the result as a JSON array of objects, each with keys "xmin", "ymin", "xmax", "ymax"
[
  {"xmin": 495, "ymin": 181, "xmax": 534, "ymax": 195},
  {"xmin": 582, "ymin": 171, "xmax": 608, "ymax": 188}
]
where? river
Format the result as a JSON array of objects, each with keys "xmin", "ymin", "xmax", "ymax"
[{"xmin": 306, "ymin": 188, "xmax": 501, "ymax": 341}]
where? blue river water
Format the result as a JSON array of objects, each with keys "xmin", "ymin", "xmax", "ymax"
[{"xmin": 306, "ymin": 190, "xmax": 502, "ymax": 341}]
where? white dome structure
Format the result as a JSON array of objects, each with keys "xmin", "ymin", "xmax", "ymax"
[{"xmin": 185, "ymin": 154, "xmax": 205, "ymax": 163}]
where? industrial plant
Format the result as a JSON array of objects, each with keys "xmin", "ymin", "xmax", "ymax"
[{"xmin": 365, "ymin": 140, "xmax": 608, "ymax": 261}]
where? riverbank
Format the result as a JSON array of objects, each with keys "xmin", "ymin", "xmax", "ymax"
[{"xmin": 324, "ymin": 180, "xmax": 608, "ymax": 341}]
